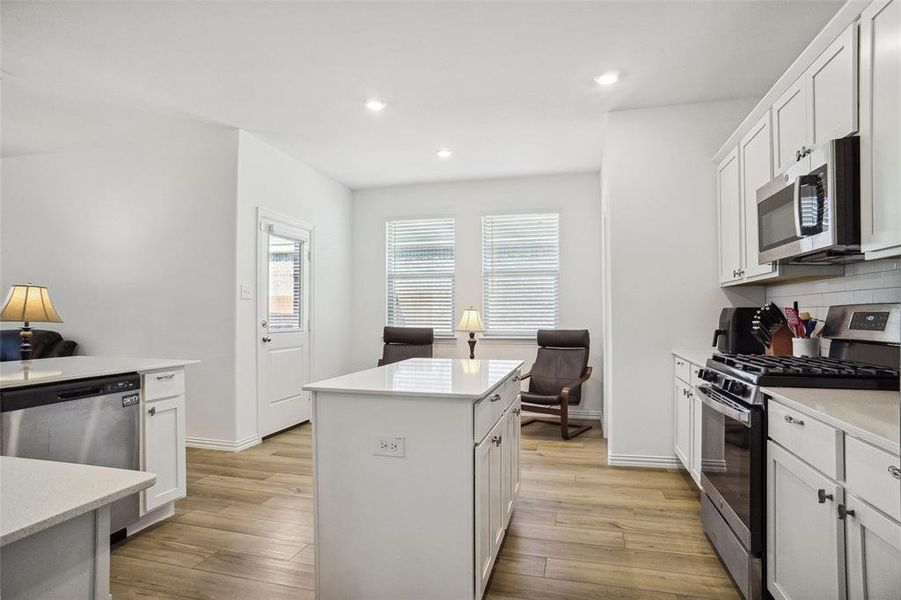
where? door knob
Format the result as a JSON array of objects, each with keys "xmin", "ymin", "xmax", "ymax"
[{"xmin": 262, "ymin": 336, "xmax": 272, "ymax": 343}]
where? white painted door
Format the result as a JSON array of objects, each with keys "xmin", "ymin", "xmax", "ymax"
[
  {"xmin": 767, "ymin": 441, "xmax": 844, "ymax": 600},
  {"xmin": 740, "ymin": 112, "xmax": 777, "ymax": 278},
  {"xmin": 808, "ymin": 24, "xmax": 858, "ymax": 146},
  {"xmin": 143, "ymin": 396, "xmax": 186, "ymax": 512},
  {"xmin": 718, "ymin": 148, "xmax": 743, "ymax": 284},
  {"xmin": 474, "ymin": 433, "xmax": 492, "ymax": 598},
  {"xmin": 772, "ymin": 78, "xmax": 809, "ymax": 175},
  {"xmin": 844, "ymin": 492, "xmax": 901, "ymax": 600},
  {"xmin": 860, "ymin": 0, "xmax": 901, "ymax": 258},
  {"xmin": 259, "ymin": 217, "xmax": 312, "ymax": 437},
  {"xmin": 674, "ymin": 379, "xmax": 691, "ymax": 469}
]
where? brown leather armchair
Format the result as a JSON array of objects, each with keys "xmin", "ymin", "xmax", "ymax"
[
  {"xmin": 378, "ymin": 326, "xmax": 434, "ymax": 366},
  {"xmin": 520, "ymin": 329, "xmax": 592, "ymax": 440}
]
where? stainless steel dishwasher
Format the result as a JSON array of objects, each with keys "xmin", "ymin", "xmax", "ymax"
[{"xmin": 1, "ymin": 373, "xmax": 142, "ymax": 534}]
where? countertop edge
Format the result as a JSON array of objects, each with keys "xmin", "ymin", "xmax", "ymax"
[
  {"xmin": 672, "ymin": 349, "xmax": 714, "ymax": 366},
  {"xmin": 0, "ymin": 356, "xmax": 200, "ymax": 389},
  {"xmin": 762, "ymin": 387, "xmax": 900, "ymax": 456},
  {"xmin": 1, "ymin": 472, "xmax": 157, "ymax": 546}
]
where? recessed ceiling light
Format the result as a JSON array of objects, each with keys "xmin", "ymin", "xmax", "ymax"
[
  {"xmin": 436, "ymin": 148, "xmax": 453, "ymax": 159},
  {"xmin": 594, "ymin": 71, "xmax": 619, "ymax": 86},
  {"xmin": 365, "ymin": 98, "xmax": 387, "ymax": 112}
]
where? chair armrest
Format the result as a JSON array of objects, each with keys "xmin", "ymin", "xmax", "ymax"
[
  {"xmin": 561, "ymin": 366, "xmax": 593, "ymax": 398},
  {"xmin": 520, "ymin": 371, "xmax": 531, "ymax": 380}
]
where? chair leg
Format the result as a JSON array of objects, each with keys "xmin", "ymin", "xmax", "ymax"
[{"xmin": 560, "ymin": 397, "xmax": 591, "ymax": 441}]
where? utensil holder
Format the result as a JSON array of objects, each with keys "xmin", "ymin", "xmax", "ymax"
[
  {"xmin": 792, "ymin": 337, "xmax": 821, "ymax": 358},
  {"xmin": 766, "ymin": 326, "xmax": 794, "ymax": 356}
]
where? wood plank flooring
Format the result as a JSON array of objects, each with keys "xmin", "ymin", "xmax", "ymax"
[{"xmin": 111, "ymin": 421, "xmax": 739, "ymax": 599}]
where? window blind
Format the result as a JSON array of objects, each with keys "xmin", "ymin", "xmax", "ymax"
[
  {"xmin": 482, "ymin": 213, "xmax": 559, "ymax": 336},
  {"xmin": 386, "ymin": 218, "xmax": 455, "ymax": 336}
]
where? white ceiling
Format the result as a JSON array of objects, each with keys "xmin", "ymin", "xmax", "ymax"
[{"xmin": 2, "ymin": 1, "xmax": 842, "ymax": 189}]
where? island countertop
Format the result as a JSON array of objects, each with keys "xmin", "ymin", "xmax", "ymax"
[
  {"xmin": 0, "ymin": 457, "xmax": 156, "ymax": 546},
  {"xmin": 0, "ymin": 356, "xmax": 199, "ymax": 389},
  {"xmin": 304, "ymin": 358, "xmax": 524, "ymax": 399}
]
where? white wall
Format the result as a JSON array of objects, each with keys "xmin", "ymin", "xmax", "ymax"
[
  {"xmin": 0, "ymin": 128, "xmax": 241, "ymax": 443},
  {"xmin": 601, "ymin": 100, "xmax": 765, "ymax": 465},
  {"xmin": 351, "ymin": 173, "xmax": 604, "ymax": 418},
  {"xmin": 234, "ymin": 131, "xmax": 354, "ymax": 444}
]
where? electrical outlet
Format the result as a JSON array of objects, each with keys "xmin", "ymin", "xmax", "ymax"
[{"xmin": 373, "ymin": 435, "xmax": 405, "ymax": 458}]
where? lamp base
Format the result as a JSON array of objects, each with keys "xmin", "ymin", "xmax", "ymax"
[
  {"xmin": 467, "ymin": 332, "xmax": 477, "ymax": 360},
  {"xmin": 20, "ymin": 322, "xmax": 33, "ymax": 361}
]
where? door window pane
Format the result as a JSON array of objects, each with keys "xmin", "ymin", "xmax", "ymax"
[{"xmin": 269, "ymin": 234, "xmax": 303, "ymax": 331}]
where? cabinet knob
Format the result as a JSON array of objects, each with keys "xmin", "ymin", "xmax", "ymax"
[
  {"xmin": 148, "ymin": 406, "xmax": 157, "ymax": 417},
  {"xmin": 889, "ymin": 466, "xmax": 900, "ymax": 480},
  {"xmin": 513, "ymin": 408, "xmax": 521, "ymax": 416},
  {"xmin": 817, "ymin": 488, "xmax": 833, "ymax": 504},
  {"xmin": 262, "ymin": 336, "xmax": 272, "ymax": 343},
  {"xmin": 492, "ymin": 435, "xmax": 502, "ymax": 447},
  {"xmin": 795, "ymin": 149, "xmax": 801, "ymax": 161},
  {"xmin": 837, "ymin": 504, "xmax": 855, "ymax": 520},
  {"xmin": 490, "ymin": 393, "xmax": 501, "ymax": 402},
  {"xmin": 784, "ymin": 415, "xmax": 805, "ymax": 426},
  {"xmin": 512, "ymin": 375, "xmax": 520, "ymax": 382}
]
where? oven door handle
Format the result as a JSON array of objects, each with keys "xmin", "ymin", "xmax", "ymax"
[{"xmin": 694, "ymin": 384, "xmax": 750, "ymax": 426}]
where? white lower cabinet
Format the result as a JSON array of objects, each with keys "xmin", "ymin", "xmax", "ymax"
[
  {"xmin": 767, "ymin": 441, "xmax": 845, "ymax": 600},
  {"xmin": 474, "ymin": 386, "xmax": 521, "ymax": 599},
  {"xmin": 142, "ymin": 393, "xmax": 187, "ymax": 513},
  {"xmin": 674, "ymin": 379, "xmax": 692, "ymax": 470},
  {"xmin": 672, "ymin": 355, "xmax": 704, "ymax": 486},
  {"xmin": 844, "ymin": 493, "xmax": 901, "ymax": 599}
]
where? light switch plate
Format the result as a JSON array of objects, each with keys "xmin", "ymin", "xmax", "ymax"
[
  {"xmin": 373, "ymin": 435, "xmax": 405, "ymax": 458},
  {"xmin": 240, "ymin": 284, "xmax": 253, "ymax": 300}
]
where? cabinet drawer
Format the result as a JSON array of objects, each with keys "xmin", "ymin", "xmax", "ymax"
[
  {"xmin": 768, "ymin": 400, "xmax": 842, "ymax": 479},
  {"xmin": 144, "ymin": 370, "xmax": 185, "ymax": 402},
  {"xmin": 845, "ymin": 436, "xmax": 901, "ymax": 522},
  {"xmin": 474, "ymin": 372, "xmax": 518, "ymax": 443},
  {"xmin": 673, "ymin": 356, "xmax": 692, "ymax": 383}
]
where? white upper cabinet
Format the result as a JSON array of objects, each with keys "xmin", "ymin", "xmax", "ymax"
[
  {"xmin": 809, "ymin": 24, "xmax": 859, "ymax": 146},
  {"xmin": 717, "ymin": 148, "xmax": 743, "ymax": 284},
  {"xmin": 772, "ymin": 78, "xmax": 809, "ymax": 175},
  {"xmin": 740, "ymin": 113, "xmax": 777, "ymax": 278},
  {"xmin": 860, "ymin": 0, "xmax": 901, "ymax": 259}
]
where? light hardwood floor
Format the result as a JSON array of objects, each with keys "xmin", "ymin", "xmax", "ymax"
[{"xmin": 111, "ymin": 421, "xmax": 740, "ymax": 599}]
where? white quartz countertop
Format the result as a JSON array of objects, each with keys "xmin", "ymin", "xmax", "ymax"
[
  {"xmin": 304, "ymin": 358, "xmax": 524, "ymax": 399},
  {"xmin": 672, "ymin": 348, "xmax": 715, "ymax": 367},
  {"xmin": 763, "ymin": 386, "xmax": 900, "ymax": 456},
  {"xmin": 0, "ymin": 356, "xmax": 199, "ymax": 389},
  {"xmin": 0, "ymin": 457, "xmax": 156, "ymax": 546}
]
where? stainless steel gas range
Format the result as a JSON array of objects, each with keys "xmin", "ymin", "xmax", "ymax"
[{"xmin": 692, "ymin": 303, "xmax": 900, "ymax": 600}]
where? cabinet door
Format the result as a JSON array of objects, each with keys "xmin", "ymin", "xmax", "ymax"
[
  {"xmin": 489, "ymin": 418, "xmax": 505, "ymax": 554},
  {"xmin": 860, "ymin": 0, "xmax": 901, "ymax": 258},
  {"xmin": 504, "ymin": 399, "xmax": 521, "ymax": 525},
  {"xmin": 845, "ymin": 493, "xmax": 901, "ymax": 600},
  {"xmin": 772, "ymin": 79, "xmax": 809, "ymax": 174},
  {"xmin": 689, "ymin": 389, "xmax": 701, "ymax": 485},
  {"xmin": 717, "ymin": 147, "xmax": 743, "ymax": 284},
  {"xmin": 674, "ymin": 380, "xmax": 692, "ymax": 470},
  {"xmin": 740, "ymin": 113, "xmax": 777, "ymax": 279},
  {"xmin": 143, "ymin": 396, "xmax": 187, "ymax": 513},
  {"xmin": 474, "ymin": 434, "xmax": 492, "ymax": 598},
  {"xmin": 767, "ymin": 441, "xmax": 844, "ymax": 600},
  {"xmin": 808, "ymin": 24, "xmax": 858, "ymax": 145}
]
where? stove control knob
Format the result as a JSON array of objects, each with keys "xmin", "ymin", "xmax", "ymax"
[
  {"xmin": 697, "ymin": 369, "xmax": 717, "ymax": 382},
  {"xmin": 726, "ymin": 381, "xmax": 747, "ymax": 395}
]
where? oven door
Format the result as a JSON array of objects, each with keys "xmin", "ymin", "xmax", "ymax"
[{"xmin": 695, "ymin": 384, "xmax": 765, "ymax": 554}]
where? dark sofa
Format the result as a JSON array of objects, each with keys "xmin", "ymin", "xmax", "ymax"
[{"xmin": 0, "ymin": 329, "xmax": 78, "ymax": 361}]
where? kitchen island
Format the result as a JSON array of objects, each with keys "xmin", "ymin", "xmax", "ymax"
[
  {"xmin": 0, "ymin": 457, "xmax": 156, "ymax": 599},
  {"xmin": 305, "ymin": 358, "xmax": 523, "ymax": 600}
]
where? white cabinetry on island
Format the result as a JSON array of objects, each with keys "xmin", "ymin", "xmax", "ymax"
[{"xmin": 305, "ymin": 358, "xmax": 522, "ymax": 600}]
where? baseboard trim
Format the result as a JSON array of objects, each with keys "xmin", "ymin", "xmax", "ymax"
[
  {"xmin": 186, "ymin": 435, "xmax": 261, "ymax": 452},
  {"xmin": 607, "ymin": 453, "xmax": 682, "ymax": 469}
]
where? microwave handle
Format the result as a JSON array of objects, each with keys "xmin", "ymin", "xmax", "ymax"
[{"xmin": 793, "ymin": 177, "xmax": 804, "ymax": 238}]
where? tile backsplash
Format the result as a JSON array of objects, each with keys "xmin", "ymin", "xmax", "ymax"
[{"xmin": 765, "ymin": 258, "xmax": 901, "ymax": 320}]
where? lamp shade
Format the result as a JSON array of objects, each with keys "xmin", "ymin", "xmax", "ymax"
[
  {"xmin": 456, "ymin": 306, "xmax": 484, "ymax": 333},
  {"xmin": 0, "ymin": 284, "xmax": 63, "ymax": 323}
]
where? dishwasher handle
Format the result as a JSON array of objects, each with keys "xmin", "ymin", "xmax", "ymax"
[{"xmin": 57, "ymin": 386, "xmax": 105, "ymax": 402}]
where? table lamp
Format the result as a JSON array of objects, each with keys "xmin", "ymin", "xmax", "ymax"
[
  {"xmin": 0, "ymin": 284, "xmax": 63, "ymax": 360},
  {"xmin": 456, "ymin": 306, "xmax": 484, "ymax": 359}
]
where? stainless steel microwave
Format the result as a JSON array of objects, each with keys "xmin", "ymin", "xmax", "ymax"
[{"xmin": 756, "ymin": 136, "xmax": 860, "ymax": 264}]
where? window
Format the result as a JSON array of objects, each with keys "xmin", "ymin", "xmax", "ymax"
[
  {"xmin": 482, "ymin": 213, "xmax": 559, "ymax": 336},
  {"xmin": 386, "ymin": 218, "xmax": 455, "ymax": 336},
  {"xmin": 268, "ymin": 234, "xmax": 304, "ymax": 331}
]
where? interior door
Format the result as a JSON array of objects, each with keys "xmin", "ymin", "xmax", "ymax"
[{"xmin": 258, "ymin": 217, "xmax": 312, "ymax": 437}]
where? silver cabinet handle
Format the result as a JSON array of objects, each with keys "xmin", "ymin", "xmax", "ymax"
[
  {"xmin": 889, "ymin": 466, "xmax": 900, "ymax": 480},
  {"xmin": 676, "ymin": 361, "xmax": 685, "ymax": 366},
  {"xmin": 262, "ymin": 336, "xmax": 272, "ymax": 343},
  {"xmin": 784, "ymin": 415, "xmax": 805, "ymax": 426},
  {"xmin": 512, "ymin": 375, "xmax": 520, "ymax": 382},
  {"xmin": 513, "ymin": 408, "xmax": 521, "ymax": 416},
  {"xmin": 148, "ymin": 406, "xmax": 157, "ymax": 416},
  {"xmin": 155, "ymin": 374, "xmax": 175, "ymax": 381},
  {"xmin": 490, "ymin": 393, "xmax": 501, "ymax": 402},
  {"xmin": 838, "ymin": 504, "xmax": 855, "ymax": 520},
  {"xmin": 817, "ymin": 489, "xmax": 833, "ymax": 504},
  {"xmin": 492, "ymin": 435, "xmax": 502, "ymax": 447}
]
